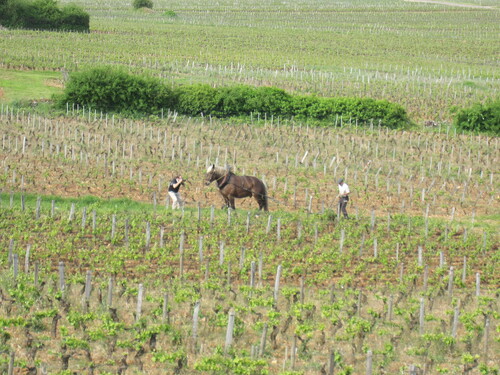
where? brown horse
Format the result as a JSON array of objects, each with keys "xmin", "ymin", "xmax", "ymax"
[{"xmin": 205, "ymin": 165, "xmax": 268, "ymax": 211}]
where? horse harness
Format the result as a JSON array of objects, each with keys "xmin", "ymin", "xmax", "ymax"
[
  {"xmin": 208, "ymin": 169, "xmax": 286, "ymax": 207},
  {"xmin": 208, "ymin": 170, "xmax": 231, "ymax": 189}
]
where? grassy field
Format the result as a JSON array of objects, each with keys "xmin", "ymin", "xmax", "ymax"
[
  {"xmin": 0, "ymin": 69, "xmax": 63, "ymax": 103},
  {"xmin": 1, "ymin": 0, "xmax": 498, "ymax": 123}
]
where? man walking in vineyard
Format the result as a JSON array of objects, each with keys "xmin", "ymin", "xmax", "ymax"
[
  {"xmin": 168, "ymin": 175, "xmax": 184, "ymax": 209},
  {"xmin": 337, "ymin": 178, "xmax": 350, "ymax": 219}
]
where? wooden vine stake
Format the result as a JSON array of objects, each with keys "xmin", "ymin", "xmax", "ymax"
[
  {"xmin": 273, "ymin": 265, "xmax": 282, "ymax": 305},
  {"xmin": 135, "ymin": 283, "xmax": 144, "ymax": 322},
  {"xmin": 224, "ymin": 309, "xmax": 235, "ymax": 354},
  {"xmin": 250, "ymin": 261, "xmax": 256, "ymax": 289},
  {"xmin": 409, "ymin": 365, "xmax": 419, "ymax": 375},
  {"xmin": 419, "ymin": 298, "xmax": 425, "ymax": 334},
  {"xmin": 291, "ymin": 335, "xmax": 297, "ymax": 370},
  {"xmin": 327, "ymin": 349, "xmax": 335, "ymax": 375},
  {"xmin": 107, "ymin": 277, "xmax": 114, "ymax": 307},
  {"xmin": 162, "ymin": 293, "xmax": 169, "ymax": 324},
  {"xmin": 366, "ymin": 350, "xmax": 373, "ymax": 375},
  {"xmin": 68, "ymin": 203, "xmax": 75, "ymax": 222},
  {"xmin": 387, "ymin": 295, "xmax": 393, "ymax": 321},
  {"xmin": 266, "ymin": 215, "xmax": 272, "ymax": 234},
  {"xmin": 451, "ymin": 305, "xmax": 459, "ymax": 338},
  {"xmin": 198, "ymin": 236, "xmax": 204, "ymax": 264},
  {"xmin": 239, "ymin": 247, "xmax": 245, "ymax": 270},
  {"xmin": 81, "ymin": 207, "xmax": 87, "ymax": 230},
  {"xmin": 475, "ymin": 272, "xmax": 480, "ymax": 298},
  {"xmin": 111, "ymin": 214, "xmax": 116, "ymax": 239},
  {"xmin": 8, "ymin": 351, "xmax": 14, "ymax": 375},
  {"xmin": 58, "ymin": 261, "xmax": 65, "ymax": 292},
  {"xmin": 24, "ymin": 245, "xmax": 31, "ymax": 273},
  {"xmin": 191, "ymin": 301, "xmax": 200, "ymax": 353},
  {"xmin": 219, "ymin": 241, "xmax": 225, "ymax": 266},
  {"xmin": 447, "ymin": 267, "xmax": 454, "ymax": 298},
  {"xmin": 259, "ymin": 323, "xmax": 268, "ymax": 357}
]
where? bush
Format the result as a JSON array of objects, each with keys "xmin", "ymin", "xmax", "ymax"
[
  {"xmin": 56, "ymin": 67, "xmax": 174, "ymax": 115},
  {"xmin": 247, "ymin": 86, "xmax": 292, "ymax": 117},
  {"xmin": 24, "ymin": 0, "xmax": 61, "ymax": 29},
  {"xmin": 173, "ymin": 84, "xmax": 218, "ymax": 116},
  {"xmin": 0, "ymin": 0, "xmax": 89, "ymax": 32},
  {"xmin": 132, "ymin": 0, "xmax": 153, "ymax": 9},
  {"xmin": 59, "ymin": 4, "xmax": 89, "ymax": 32},
  {"xmin": 453, "ymin": 100, "xmax": 500, "ymax": 135},
  {"xmin": 290, "ymin": 95, "xmax": 409, "ymax": 128},
  {"xmin": 212, "ymin": 85, "xmax": 257, "ymax": 117}
]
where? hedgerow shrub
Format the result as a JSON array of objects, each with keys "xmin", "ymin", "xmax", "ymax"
[
  {"xmin": 0, "ymin": 0, "xmax": 89, "ymax": 32},
  {"xmin": 453, "ymin": 100, "xmax": 500, "ymax": 135},
  {"xmin": 57, "ymin": 68, "xmax": 410, "ymax": 128},
  {"xmin": 173, "ymin": 84, "xmax": 218, "ymax": 116},
  {"xmin": 59, "ymin": 4, "xmax": 89, "ymax": 32},
  {"xmin": 289, "ymin": 95, "xmax": 409, "ymax": 128},
  {"xmin": 247, "ymin": 86, "xmax": 293, "ymax": 117},
  {"xmin": 56, "ymin": 67, "xmax": 173, "ymax": 115},
  {"xmin": 212, "ymin": 85, "xmax": 257, "ymax": 117},
  {"xmin": 133, "ymin": 0, "xmax": 153, "ymax": 9}
]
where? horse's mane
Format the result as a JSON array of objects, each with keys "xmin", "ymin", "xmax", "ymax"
[{"xmin": 207, "ymin": 165, "xmax": 233, "ymax": 177}]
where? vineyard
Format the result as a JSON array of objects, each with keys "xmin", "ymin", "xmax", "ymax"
[
  {"xmin": 0, "ymin": 106, "xmax": 498, "ymax": 374},
  {"xmin": 1, "ymin": 0, "xmax": 499, "ymax": 123},
  {"xmin": 1, "ymin": 0, "xmax": 499, "ymax": 373}
]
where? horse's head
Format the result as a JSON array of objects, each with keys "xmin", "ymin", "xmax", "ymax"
[{"xmin": 205, "ymin": 164, "xmax": 216, "ymax": 185}]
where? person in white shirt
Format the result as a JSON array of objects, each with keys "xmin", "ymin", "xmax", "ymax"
[{"xmin": 337, "ymin": 178, "xmax": 350, "ymax": 219}]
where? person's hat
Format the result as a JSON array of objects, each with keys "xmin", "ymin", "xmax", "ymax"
[{"xmin": 338, "ymin": 178, "xmax": 344, "ymax": 184}]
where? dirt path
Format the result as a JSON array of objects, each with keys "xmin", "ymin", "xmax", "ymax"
[{"xmin": 404, "ymin": 0, "xmax": 495, "ymax": 9}]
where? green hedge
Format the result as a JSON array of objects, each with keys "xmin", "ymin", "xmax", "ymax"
[
  {"xmin": 56, "ymin": 67, "xmax": 174, "ymax": 115},
  {"xmin": 57, "ymin": 67, "xmax": 410, "ymax": 128},
  {"xmin": 0, "ymin": 0, "xmax": 89, "ymax": 32},
  {"xmin": 453, "ymin": 100, "xmax": 500, "ymax": 135}
]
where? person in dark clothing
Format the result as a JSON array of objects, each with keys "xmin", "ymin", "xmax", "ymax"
[
  {"xmin": 337, "ymin": 178, "xmax": 350, "ymax": 219},
  {"xmin": 168, "ymin": 175, "xmax": 184, "ymax": 209}
]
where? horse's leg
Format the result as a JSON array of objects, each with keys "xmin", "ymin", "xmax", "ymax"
[
  {"xmin": 219, "ymin": 191, "xmax": 229, "ymax": 209},
  {"xmin": 228, "ymin": 196, "xmax": 236, "ymax": 210},
  {"xmin": 253, "ymin": 191, "xmax": 267, "ymax": 211},
  {"xmin": 257, "ymin": 195, "xmax": 266, "ymax": 210}
]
